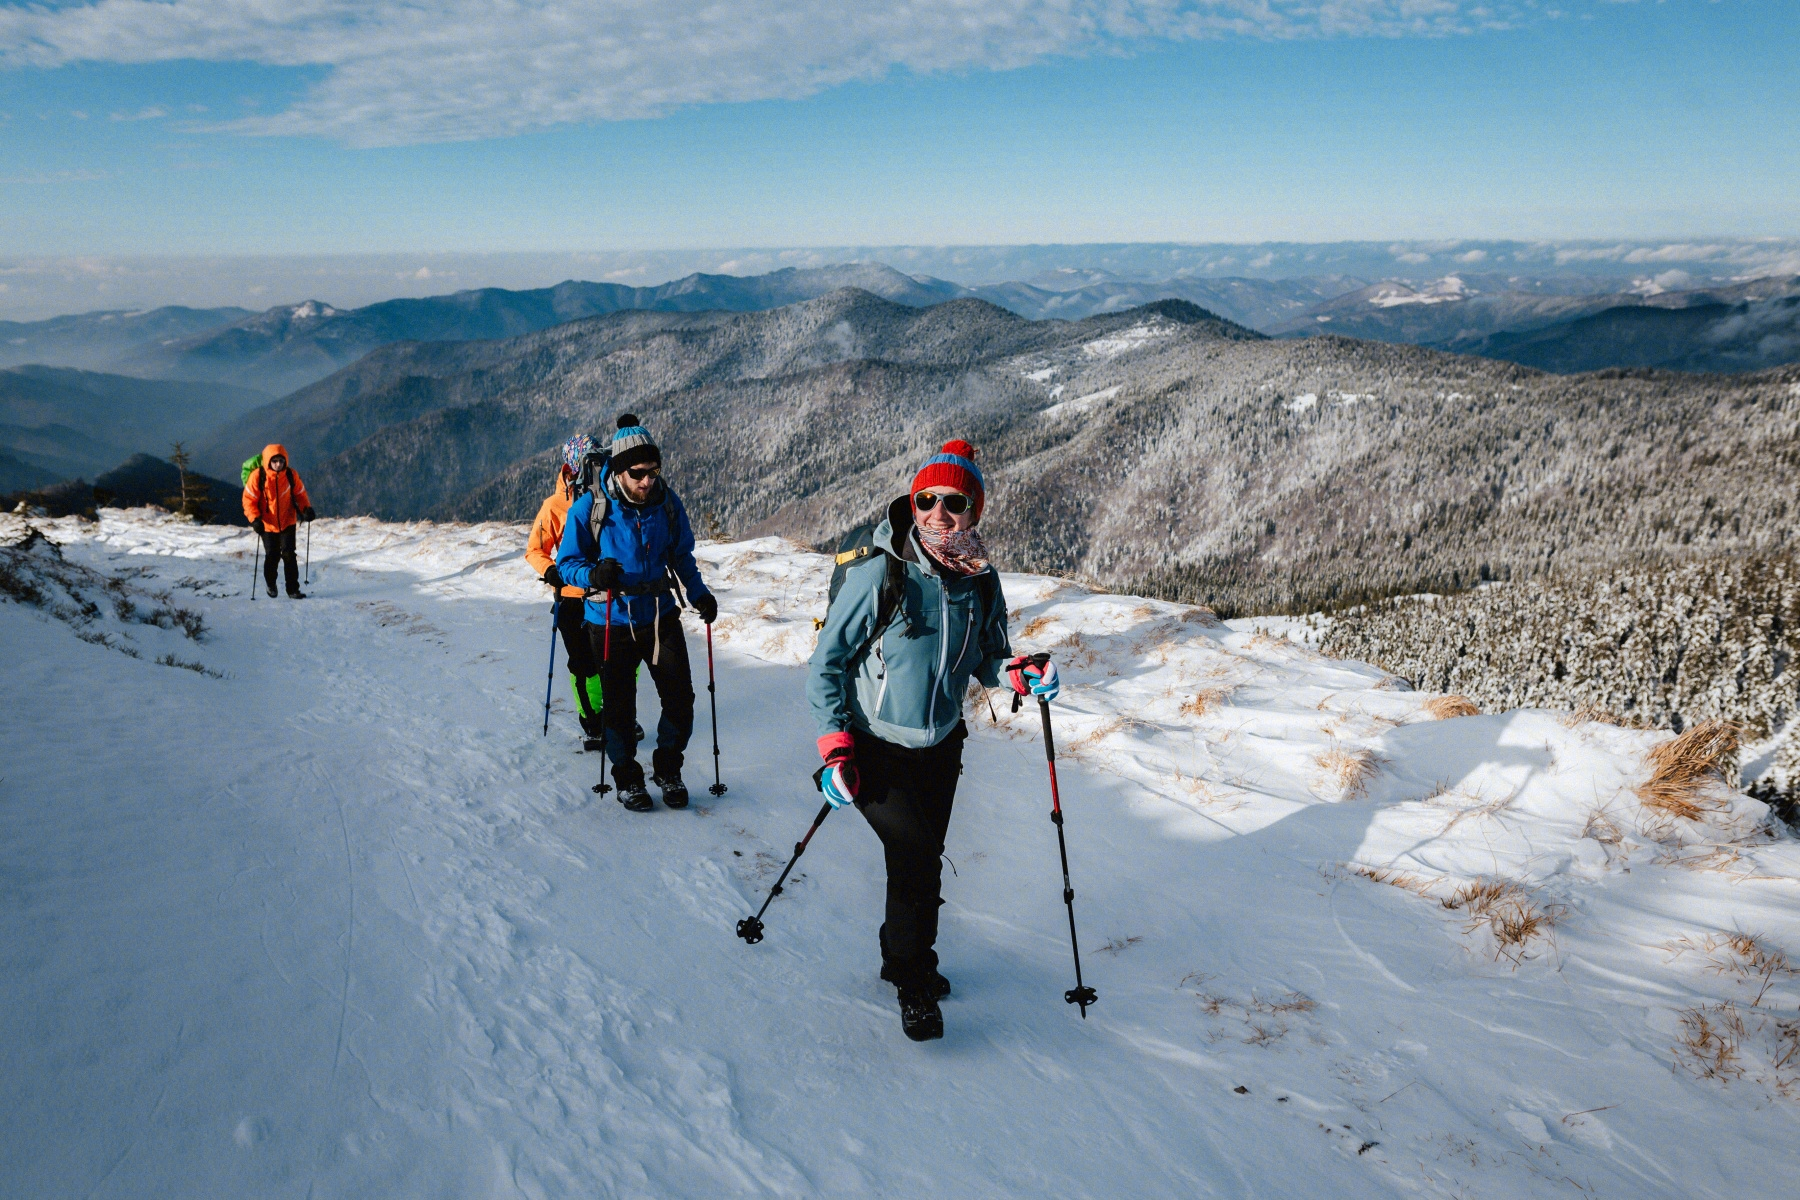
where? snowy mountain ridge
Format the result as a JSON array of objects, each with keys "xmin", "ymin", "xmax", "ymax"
[{"xmin": 4, "ymin": 508, "xmax": 1799, "ymax": 1196}]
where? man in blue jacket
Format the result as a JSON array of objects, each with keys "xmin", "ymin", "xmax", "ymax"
[{"xmin": 557, "ymin": 414, "xmax": 718, "ymax": 811}]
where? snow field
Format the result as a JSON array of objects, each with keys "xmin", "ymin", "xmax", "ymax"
[{"xmin": 3, "ymin": 509, "xmax": 1799, "ymax": 1197}]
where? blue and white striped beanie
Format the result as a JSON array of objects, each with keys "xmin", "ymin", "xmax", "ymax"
[{"xmin": 610, "ymin": 413, "xmax": 659, "ymax": 471}]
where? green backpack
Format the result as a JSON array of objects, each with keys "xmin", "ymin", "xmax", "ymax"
[{"xmin": 240, "ymin": 453, "xmax": 262, "ymax": 486}]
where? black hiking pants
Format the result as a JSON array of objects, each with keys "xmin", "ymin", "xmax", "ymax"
[
  {"xmin": 853, "ymin": 721, "xmax": 967, "ymax": 989},
  {"xmin": 587, "ymin": 611, "xmax": 694, "ymax": 787},
  {"xmin": 260, "ymin": 526, "xmax": 299, "ymax": 594}
]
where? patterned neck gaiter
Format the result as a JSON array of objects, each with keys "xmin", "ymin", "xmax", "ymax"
[{"xmin": 916, "ymin": 526, "xmax": 991, "ymax": 576}]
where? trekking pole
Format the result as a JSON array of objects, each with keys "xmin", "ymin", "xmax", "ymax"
[
  {"xmin": 589, "ymin": 591, "xmax": 613, "ymax": 796},
  {"xmin": 736, "ymin": 801, "xmax": 833, "ymax": 944},
  {"xmin": 542, "ymin": 598, "xmax": 558, "ymax": 736},
  {"xmin": 250, "ymin": 532, "xmax": 259, "ymax": 602},
  {"xmin": 705, "ymin": 622, "xmax": 728, "ymax": 796},
  {"xmin": 1015, "ymin": 654, "xmax": 1097, "ymax": 1017},
  {"xmin": 303, "ymin": 520, "xmax": 311, "ymax": 585}
]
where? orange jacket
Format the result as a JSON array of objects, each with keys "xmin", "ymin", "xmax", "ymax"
[
  {"xmin": 242, "ymin": 443, "xmax": 312, "ymax": 533},
  {"xmin": 527, "ymin": 476, "xmax": 587, "ymax": 598}
]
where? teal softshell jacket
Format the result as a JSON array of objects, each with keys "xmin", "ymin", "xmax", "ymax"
[{"xmin": 807, "ymin": 498, "xmax": 1012, "ymax": 750}]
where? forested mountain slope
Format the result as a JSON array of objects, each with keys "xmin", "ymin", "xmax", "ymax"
[{"xmin": 214, "ymin": 287, "xmax": 1799, "ymax": 614}]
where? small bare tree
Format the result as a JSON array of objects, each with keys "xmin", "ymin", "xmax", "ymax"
[{"xmin": 165, "ymin": 443, "xmax": 209, "ymax": 521}]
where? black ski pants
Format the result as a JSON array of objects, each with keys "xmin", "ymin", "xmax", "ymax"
[
  {"xmin": 260, "ymin": 526, "xmax": 299, "ymax": 594},
  {"xmin": 853, "ymin": 721, "xmax": 967, "ymax": 989},
  {"xmin": 587, "ymin": 610, "xmax": 694, "ymax": 787}
]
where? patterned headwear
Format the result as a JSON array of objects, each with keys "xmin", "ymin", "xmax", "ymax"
[
  {"xmin": 909, "ymin": 439, "xmax": 986, "ymax": 524},
  {"xmin": 610, "ymin": 413, "xmax": 660, "ymax": 471},
  {"xmin": 561, "ymin": 433, "xmax": 598, "ymax": 475}
]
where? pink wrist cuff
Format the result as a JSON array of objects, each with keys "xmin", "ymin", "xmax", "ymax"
[{"xmin": 817, "ymin": 731, "xmax": 855, "ymax": 761}]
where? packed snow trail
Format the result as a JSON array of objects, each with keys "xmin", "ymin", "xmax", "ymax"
[{"xmin": 3, "ymin": 511, "xmax": 1798, "ymax": 1198}]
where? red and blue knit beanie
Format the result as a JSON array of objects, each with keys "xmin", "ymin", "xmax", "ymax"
[{"xmin": 910, "ymin": 440, "xmax": 986, "ymax": 523}]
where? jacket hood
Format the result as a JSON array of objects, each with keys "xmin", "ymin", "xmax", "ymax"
[
  {"xmin": 261, "ymin": 443, "xmax": 291, "ymax": 467},
  {"xmin": 873, "ymin": 494, "xmax": 919, "ymax": 565}
]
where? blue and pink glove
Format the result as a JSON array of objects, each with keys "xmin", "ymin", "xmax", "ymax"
[
  {"xmin": 1006, "ymin": 654, "xmax": 1061, "ymax": 703},
  {"xmin": 815, "ymin": 732, "xmax": 859, "ymax": 809}
]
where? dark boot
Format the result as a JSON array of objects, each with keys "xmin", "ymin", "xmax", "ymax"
[
  {"xmin": 616, "ymin": 781, "xmax": 654, "ymax": 812},
  {"xmin": 897, "ymin": 985, "xmax": 944, "ymax": 1041},
  {"xmin": 652, "ymin": 772, "xmax": 689, "ymax": 810},
  {"xmin": 287, "ymin": 590, "xmax": 306, "ymax": 599},
  {"xmin": 266, "ymin": 581, "xmax": 278, "ymax": 598},
  {"xmin": 881, "ymin": 962, "xmax": 951, "ymax": 998}
]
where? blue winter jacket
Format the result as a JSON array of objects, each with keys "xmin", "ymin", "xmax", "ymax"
[
  {"xmin": 555, "ymin": 465, "xmax": 712, "ymax": 628},
  {"xmin": 807, "ymin": 497, "xmax": 1011, "ymax": 750}
]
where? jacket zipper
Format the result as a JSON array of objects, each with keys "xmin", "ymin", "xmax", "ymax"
[
  {"xmin": 873, "ymin": 638, "xmax": 889, "ymax": 717},
  {"xmin": 928, "ymin": 577, "xmax": 950, "ymax": 730}
]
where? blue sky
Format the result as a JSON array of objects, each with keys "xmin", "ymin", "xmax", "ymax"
[{"xmin": 0, "ymin": 0, "xmax": 1794, "ymax": 259}]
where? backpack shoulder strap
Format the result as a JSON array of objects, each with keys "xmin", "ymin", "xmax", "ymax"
[{"xmin": 586, "ymin": 476, "xmax": 610, "ymax": 546}]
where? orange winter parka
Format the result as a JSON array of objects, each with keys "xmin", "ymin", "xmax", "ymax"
[
  {"xmin": 242, "ymin": 443, "xmax": 311, "ymax": 533},
  {"xmin": 527, "ymin": 478, "xmax": 588, "ymax": 598}
]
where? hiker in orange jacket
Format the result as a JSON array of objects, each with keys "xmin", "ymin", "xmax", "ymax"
[
  {"xmin": 242, "ymin": 442, "xmax": 314, "ymax": 599},
  {"xmin": 530, "ymin": 435, "xmax": 609, "ymax": 746}
]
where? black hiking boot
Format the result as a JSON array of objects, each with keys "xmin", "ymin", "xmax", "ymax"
[
  {"xmin": 266, "ymin": 582, "xmax": 277, "ymax": 598},
  {"xmin": 616, "ymin": 781, "xmax": 654, "ymax": 812},
  {"xmin": 897, "ymin": 985, "xmax": 944, "ymax": 1042},
  {"xmin": 287, "ymin": 590, "xmax": 306, "ymax": 599},
  {"xmin": 881, "ymin": 962, "xmax": 951, "ymax": 998},
  {"xmin": 652, "ymin": 773, "xmax": 689, "ymax": 810}
]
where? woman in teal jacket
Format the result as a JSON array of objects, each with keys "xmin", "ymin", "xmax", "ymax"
[{"xmin": 807, "ymin": 440, "xmax": 1060, "ymax": 1041}]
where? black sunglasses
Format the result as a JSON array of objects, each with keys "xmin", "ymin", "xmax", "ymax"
[
  {"xmin": 625, "ymin": 465, "xmax": 661, "ymax": 481},
  {"xmin": 914, "ymin": 491, "xmax": 970, "ymax": 515}
]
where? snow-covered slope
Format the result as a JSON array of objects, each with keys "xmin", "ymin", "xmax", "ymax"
[{"xmin": 4, "ymin": 510, "xmax": 1798, "ymax": 1197}]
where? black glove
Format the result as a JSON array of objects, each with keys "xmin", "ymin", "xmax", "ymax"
[
  {"xmin": 301, "ymin": 506, "xmax": 316, "ymax": 523},
  {"xmin": 542, "ymin": 563, "xmax": 564, "ymax": 590},
  {"xmin": 694, "ymin": 593, "xmax": 718, "ymax": 624},
  {"xmin": 251, "ymin": 517, "xmax": 263, "ymax": 534},
  {"xmin": 591, "ymin": 558, "xmax": 624, "ymax": 590}
]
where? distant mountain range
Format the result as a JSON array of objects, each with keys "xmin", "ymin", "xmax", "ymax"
[
  {"xmin": 0, "ymin": 366, "xmax": 270, "ymax": 493},
  {"xmin": 0, "ymin": 305, "xmax": 255, "ymax": 373},
  {"xmin": 7, "ymin": 264, "xmax": 1799, "ymax": 413},
  {"xmin": 1269, "ymin": 273, "xmax": 1800, "ymax": 373},
  {"xmin": 184, "ymin": 287, "xmax": 1799, "ymax": 615}
]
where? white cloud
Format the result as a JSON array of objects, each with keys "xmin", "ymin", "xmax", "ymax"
[
  {"xmin": 0, "ymin": 2, "xmax": 1535, "ymax": 146},
  {"xmin": 109, "ymin": 105, "xmax": 166, "ymax": 121},
  {"xmin": 1454, "ymin": 248, "xmax": 1487, "ymax": 263}
]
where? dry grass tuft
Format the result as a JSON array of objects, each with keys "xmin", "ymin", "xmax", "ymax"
[
  {"xmin": 1581, "ymin": 807, "xmax": 1623, "ymax": 846},
  {"xmin": 1317, "ymin": 744, "xmax": 1381, "ymax": 799},
  {"xmin": 1442, "ymin": 878, "xmax": 1562, "ymax": 964},
  {"xmin": 1019, "ymin": 615, "xmax": 1058, "ymax": 640},
  {"xmin": 1094, "ymin": 935, "xmax": 1144, "ymax": 956},
  {"xmin": 1675, "ymin": 1003, "xmax": 1747, "ymax": 1080},
  {"xmin": 1636, "ymin": 720, "xmax": 1739, "ymax": 820},
  {"xmin": 1664, "ymin": 933, "xmax": 1797, "ymax": 1006},
  {"xmin": 1436, "ymin": 790, "xmax": 1517, "ymax": 833},
  {"xmin": 1561, "ymin": 703, "xmax": 1657, "ymax": 730},
  {"xmin": 1252, "ymin": 991, "xmax": 1317, "ymax": 1016},
  {"xmin": 1351, "ymin": 865, "xmax": 1438, "ymax": 898},
  {"xmin": 1424, "ymin": 695, "xmax": 1481, "ymax": 719},
  {"xmin": 1180, "ymin": 687, "xmax": 1234, "ymax": 719}
]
